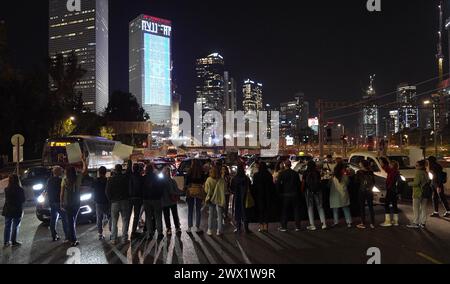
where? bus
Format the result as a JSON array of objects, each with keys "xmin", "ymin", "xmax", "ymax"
[{"xmin": 42, "ymin": 136, "xmax": 122, "ymax": 171}]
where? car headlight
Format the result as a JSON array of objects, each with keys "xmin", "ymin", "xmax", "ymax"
[
  {"xmin": 400, "ymin": 175, "xmax": 406, "ymax": 182},
  {"xmin": 37, "ymin": 194, "xmax": 45, "ymax": 204},
  {"xmin": 428, "ymin": 172, "xmax": 434, "ymax": 180},
  {"xmin": 33, "ymin": 184, "xmax": 44, "ymax": 191},
  {"xmin": 80, "ymin": 193, "xmax": 92, "ymax": 201},
  {"xmin": 372, "ymin": 186, "xmax": 381, "ymax": 193}
]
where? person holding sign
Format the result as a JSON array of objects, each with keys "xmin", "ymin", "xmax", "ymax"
[{"xmin": 60, "ymin": 155, "xmax": 88, "ymax": 247}]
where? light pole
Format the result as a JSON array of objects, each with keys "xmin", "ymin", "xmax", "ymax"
[{"xmin": 424, "ymin": 99, "xmax": 438, "ymax": 157}]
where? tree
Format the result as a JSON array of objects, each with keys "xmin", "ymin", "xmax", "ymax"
[{"xmin": 104, "ymin": 91, "xmax": 149, "ymax": 122}]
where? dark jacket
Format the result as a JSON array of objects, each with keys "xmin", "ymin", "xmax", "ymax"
[
  {"xmin": 355, "ymin": 170, "xmax": 376, "ymax": 193},
  {"xmin": 46, "ymin": 176, "xmax": 62, "ymax": 204},
  {"xmin": 129, "ymin": 174, "xmax": 144, "ymax": 199},
  {"xmin": 94, "ymin": 176, "xmax": 109, "ymax": 204},
  {"xmin": 2, "ymin": 185, "xmax": 26, "ymax": 218},
  {"xmin": 429, "ymin": 162, "xmax": 444, "ymax": 188},
  {"xmin": 277, "ymin": 168, "xmax": 301, "ymax": 197},
  {"xmin": 143, "ymin": 173, "xmax": 165, "ymax": 201},
  {"xmin": 252, "ymin": 170, "xmax": 275, "ymax": 208},
  {"xmin": 106, "ymin": 173, "xmax": 129, "ymax": 202}
]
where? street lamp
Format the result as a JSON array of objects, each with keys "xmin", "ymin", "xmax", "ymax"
[{"xmin": 423, "ymin": 99, "xmax": 438, "ymax": 157}]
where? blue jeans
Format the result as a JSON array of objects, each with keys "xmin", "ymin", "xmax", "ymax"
[
  {"xmin": 208, "ymin": 204, "xmax": 223, "ymax": 233},
  {"xmin": 96, "ymin": 203, "xmax": 111, "ymax": 235},
  {"xmin": 306, "ymin": 193, "xmax": 326, "ymax": 226},
  {"xmin": 333, "ymin": 207, "xmax": 352, "ymax": 225},
  {"xmin": 4, "ymin": 216, "xmax": 22, "ymax": 244},
  {"xmin": 187, "ymin": 197, "xmax": 202, "ymax": 228},
  {"xmin": 50, "ymin": 203, "xmax": 68, "ymax": 239},
  {"xmin": 65, "ymin": 208, "xmax": 79, "ymax": 242}
]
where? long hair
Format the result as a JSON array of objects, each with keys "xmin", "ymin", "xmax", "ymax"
[
  {"xmin": 333, "ymin": 162, "xmax": 345, "ymax": 182},
  {"xmin": 65, "ymin": 166, "xmax": 77, "ymax": 186},
  {"xmin": 188, "ymin": 159, "xmax": 203, "ymax": 180},
  {"xmin": 306, "ymin": 160, "xmax": 317, "ymax": 172},
  {"xmin": 7, "ymin": 174, "xmax": 19, "ymax": 188},
  {"xmin": 209, "ymin": 166, "xmax": 220, "ymax": 180},
  {"xmin": 275, "ymin": 161, "xmax": 285, "ymax": 172}
]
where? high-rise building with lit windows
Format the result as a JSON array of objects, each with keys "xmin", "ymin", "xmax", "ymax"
[
  {"xmin": 49, "ymin": 0, "xmax": 109, "ymax": 113},
  {"xmin": 129, "ymin": 14, "xmax": 172, "ymax": 127},
  {"xmin": 396, "ymin": 83, "xmax": 419, "ymax": 130},
  {"xmin": 242, "ymin": 80, "xmax": 263, "ymax": 113}
]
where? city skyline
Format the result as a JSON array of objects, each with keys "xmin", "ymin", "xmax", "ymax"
[{"xmin": 0, "ymin": 0, "xmax": 446, "ymax": 132}]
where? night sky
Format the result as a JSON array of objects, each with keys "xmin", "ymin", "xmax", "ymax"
[{"xmin": 0, "ymin": 0, "xmax": 445, "ymax": 130}]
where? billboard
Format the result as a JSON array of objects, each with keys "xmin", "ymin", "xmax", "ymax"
[
  {"xmin": 144, "ymin": 33, "xmax": 171, "ymax": 106},
  {"xmin": 308, "ymin": 117, "xmax": 319, "ymax": 134}
]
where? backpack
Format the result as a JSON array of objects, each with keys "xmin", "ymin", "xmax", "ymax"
[
  {"xmin": 421, "ymin": 180, "xmax": 433, "ymax": 199},
  {"xmin": 305, "ymin": 171, "xmax": 321, "ymax": 193},
  {"xmin": 359, "ymin": 171, "xmax": 375, "ymax": 192}
]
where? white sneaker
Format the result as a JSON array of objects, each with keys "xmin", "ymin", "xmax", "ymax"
[
  {"xmin": 307, "ymin": 226, "xmax": 317, "ymax": 231},
  {"xmin": 322, "ymin": 224, "xmax": 328, "ymax": 230},
  {"xmin": 207, "ymin": 229, "xmax": 213, "ymax": 236},
  {"xmin": 347, "ymin": 223, "xmax": 352, "ymax": 228}
]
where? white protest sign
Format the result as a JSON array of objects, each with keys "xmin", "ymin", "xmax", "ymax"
[
  {"xmin": 113, "ymin": 143, "xmax": 134, "ymax": 161},
  {"xmin": 66, "ymin": 143, "xmax": 82, "ymax": 165}
]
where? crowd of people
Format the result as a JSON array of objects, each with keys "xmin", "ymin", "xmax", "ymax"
[{"xmin": 2, "ymin": 154, "xmax": 449, "ymax": 248}]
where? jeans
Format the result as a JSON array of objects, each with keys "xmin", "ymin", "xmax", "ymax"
[
  {"xmin": 359, "ymin": 191, "xmax": 375, "ymax": 225},
  {"xmin": 384, "ymin": 190, "xmax": 399, "ymax": 214},
  {"xmin": 110, "ymin": 200, "xmax": 131, "ymax": 241},
  {"xmin": 96, "ymin": 203, "xmax": 111, "ymax": 235},
  {"xmin": 432, "ymin": 187, "xmax": 450, "ymax": 213},
  {"xmin": 129, "ymin": 199, "xmax": 143, "ymax": 234},
  {"xmin": 413, "ymin": 198, "xmax": 428, "ymax": 225},
  {"xmin": 4, "ymin": 216, "xmax": 22, "ymax": 244},
  {"xmin": 143, "ymin": 200, "xmax": 163, "ymax": 236},
  {"xmin": 333, "ymin": 207, "xmax": 352, "ymax": 225},
  {"xmin": 163, "ymin": 204, "xmax": 181, "ymax": 231},
  {"xmin": 50, "ymin": 203, "xmax": 68, "ymax": 239},
  {"xmin": 65, "ymin": 208, "xmax": 79, "ymax": 242},
  {"xmin": 208, "ymin": 204, "xmax": 224, "ymax": 233},
  {"xmin": 224, "ymin": 194, "xmax": 231, "ymax": 219},
  {"xmin": 187, "ymin": 197, "xmax": 203, "ymax": 228},
  {"xmin": 305, "ymin": 193, "xmax": 326, "ymax": 226},
  {"xmin": 280, "ymin": 196, "xmax": 301, "ymax": 229}
]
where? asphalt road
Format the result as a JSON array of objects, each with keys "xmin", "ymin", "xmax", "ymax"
[{"xmin": 1, "ymin": 192, "xmax": 450, "ymax": 264}]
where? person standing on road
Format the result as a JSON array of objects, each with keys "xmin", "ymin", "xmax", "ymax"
[
  {"xmin": 355, "ymin": 160, "xmax": 376, "ymax": 229},
  {"xmin": 60, "ymin": 156, "xmax": 88, "ymax": 247},
  {"xmin": 302, "ymin": 160, "xmax": 327, "ymax": 231},
  {"xmin": 46, "ymin": 166, "xmax": 68, "ymax": 242},
  {"xmin": 94, "ymin": 166, "xmax": 110, "ymax": 240},
  {"xmin": 253, "ymin": 162, "xmax": 276, "ymax": 232},
  {"xmin": 380, "ymin": 159, "xmax": 401, "ymax": 227},
  {"xmin": 161, "ymin": 166, "xmax": 183, "ymax": 236},
  {"xmin": 273, "ymin": 161, "xmax": 285, "ymax": 184},
  {"xmin": 427, "ymin": 156, "xmax": 450, "ymax": 218},
  {"xmin": 205, "ymin": 167, "xmax": 221, "ymax": 236},
  {"xmin": 330, "ymin": 162, "xmax": 352, "ymax": 228},
  {"xmin": 143, "ymin": 166, "xmax": 165, "ymax": 240},
  {"xmin": 407, "ymin": 160, "xmax": 430, "ymax": 229},
  {"xmin": 222, "ymin": 166, "xmax": 232, "ymax": 222},
  {"xmin": 2, "ymin": 174, "xmax": 25, "ymax": 247},
  {"xmin": 129, "ymin": 163, "xmax": 144, "ymax": 239},
  {"xmin": 185, "ymin": 160, "xmax": 206, "ymax": 234},
  {"xmin": 106, "ymin": 164, "xmax": 131, "ymax": 245},
  {"xmin": 276, "ymin": 160, "xmax": 302, "ymax": 232},
  {"xmin": 231, "ymin": 165, "xmax": 252, "ymax": 234}
]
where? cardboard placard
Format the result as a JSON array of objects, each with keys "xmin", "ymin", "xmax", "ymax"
[
  {"xmin": 113, "ymin": 143, "xmax": 134, "ymax": 161},
  {"xmin": 66, "ymin": 143, "xmax": 82, "ymax": 165}
]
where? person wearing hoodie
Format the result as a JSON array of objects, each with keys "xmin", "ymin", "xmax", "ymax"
[
  {"xmin": 143, "ymin": 165, "xmax": 165, "ymax": 240},
  {"xmin": 380, "ymin": 159, "xmax": 401, "ymax": 227},
  {"xmin": 106, "ymin": 164, "xmax": 131, "ymax": 245},
  {"xmin": 161, "ymin": 166, "xmax": 183, "ymax": 235},
  {"xmin": 231, "ymin": 165, "xmax": 252, "ymax": 234},
  {"xmin": 129, "ymin": 163, "xmax": 144, "ymax": 238},
  {"xmin": 302, "ymin": 160, "xmax": 327, "ymax": 231},
  {"xmin": 205, "ymin": 166, "xmax": 221, "ymax": 236},
  {"xmin": 253, "ymin": 162, "xmax": 276, "ymax": 232},
  {"xmin": 355, "ymin": 160, "xmax": 376, "ymax": 229},
  {"xmin": 2, "ymin": 175, "xmax": 26, "ymax": 247},
  {"xmin": 407, "ymin": 160, "xmax": 430, "ymax": 229}
]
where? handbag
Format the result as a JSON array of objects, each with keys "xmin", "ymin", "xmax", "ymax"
[{"xmin": 187, "ymin": 183, "xmax": 205, "ymax": 200}]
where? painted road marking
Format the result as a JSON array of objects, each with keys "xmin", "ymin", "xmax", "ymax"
[{"xmin": 416, "ymin": 252, "xmax": 443, "ymax": 264}]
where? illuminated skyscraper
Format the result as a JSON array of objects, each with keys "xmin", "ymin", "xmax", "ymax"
[
  {"xmin": 361, "ymin": 75, "xmax": 379, "ymax": 139},
  {"xmin": 396, "ymin": 83, "xmax": 419, "ymax": 130},
  {"xmin": 243, "ymin": 80, "xmax": 263, "ymax": 113},
  {"xmin": 224, "ymin": 71, "xmax": 237, "ymax": 112},
  {"xmin": 129, "ymin": 14, "xmax": 172, "ymax": 127},
  {"xmin": 49, "ymin": 0, "xmax": 109, "ymax": 113}
]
